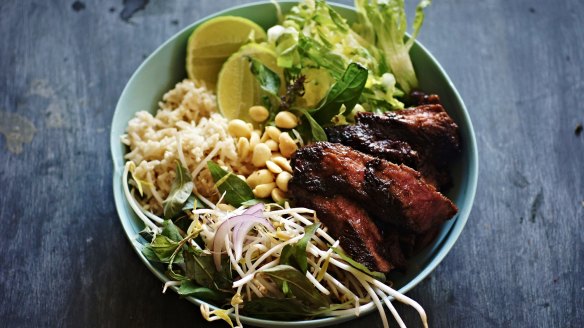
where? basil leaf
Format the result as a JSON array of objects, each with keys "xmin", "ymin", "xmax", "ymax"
[
  {"xmin": 142, "ymin": 235, "xmax": 183, "ymax": 264},
  {"xmin": 207, "ymin": 161, "xmax": 254, "ymax": 206},
  {"xmin": 184, "ymin": 248, "xmax": 215, "ymax": 288},
  {"xmin": 184, "ymin": 248, "xmax": 233, "ymax": 291},
  {"xmin": 242, "ymin": 297, "xmax": 342, "ymax": 320},
  {"xmin": 138, "ymin": 227, "xmax": 154, "ymax": 243},
  {"xmin": 261, "ymin": 265, "xmax": 330, "ymax": 308},
  {"xmin": 333, "ymin": 247, "xmax": 386, "ymax": 281},
  {"xmin": 166, "ymin": 268, "xmax": 186, "ymax": 281},
  {"xmin": 178, "ymin": 281, "xmax": 231, "ymax": 303},
  {"xmin": 163, "ymin": 162, "xmax": 194, "ymax": 220},
  {"xmin": 311, "ymin": 63, "xmax": 368, "ymax": 125},
  {"xmin": 280, "ymin": 223, "xmax": 320, "ymax": 274},
  {"xmin": 300, "ymin": 110, "xmax": 327, "ymax": 141},
  {"xmin": 214, "ymin": 256, "xmax": 234, "ymax": 291},
  {"xmin": 182, "ymin": 193, "xmax": 203, "ymax": 211},
  {"xmin": 248, "ymin": 56, "xmax": 281, "ymax": 97},
  {"xmin": 161, "ymin": 219, "xmax": 183, "ymax": 242},
  {"xmin": 172, "ymin": 215, "xmax": 192, "ymax": 234}
]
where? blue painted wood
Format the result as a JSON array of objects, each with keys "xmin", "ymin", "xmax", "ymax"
[{"xmin": 0, "ymin": 0, "xmax": 582, "ymax": 327}]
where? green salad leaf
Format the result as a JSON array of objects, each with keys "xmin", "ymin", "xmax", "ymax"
[
  {"xmin": 311, "ymin": 63, "xmax": 368, "ymax": 124},
  {"xmin": 260, "ymin": 265, "xmax": 330, "ymax": 308},
  {"xmin": 161, "ymin": 219, "xmax": 183, "ymax": 242},
  {"xmin": 182, "ymin": 193, "xmax": 203, "ymax": 211},
  {"xmin": 163, "ymin": 162, "xmax": 194, "ymax": 220},
  {"xmin": 183, "ymin": 247, "xmax": 233, "ymax": 291},
  {"xmin": 248, "ymin": 56, "xmax": 281, "ymax": 97},
  {"xmin": 296, "ymin": 36, "xmax": 346, "ymax": 79},
  {"xmin": 178, "ymin": 281, "xmax": 231, "ymax": 303},
  {"xmin": 355, "ymin": 0, "xmax": 432, "ymax": 94},
  {"xmin": 248, "ymin": 56, "xmax": 283, "ymax": 121},
  {"xmin": 271, "ymin": 0, "xmax": 377, "ymax": 77},
  {"xmin": 142, "ymin": 220, "xmax": 185, "ymax": 263},
  {"xmin": 296, "ymin": 63, "xmax": 367, "ymax": 141},
  {"xmin": 207, "ymin": 161, "xmax": 254, "ymax": 206},
  {"xmin": 142, "ymin": 235, "xmax": 183, "ymax": 264},
  {"xmin": 299, "ymin": 109, "xmax": 328, "ymax": 141},
  {"xmin": 280, "ymin": 223, "xmax": 320, "ymax": 274},
  {"xmin": 184, "ymin": 248, "xmax": 216, "ymax": 288},
  {"xmin": 267, "ymin": 0, "xmax": 431, "ymax": 112}
]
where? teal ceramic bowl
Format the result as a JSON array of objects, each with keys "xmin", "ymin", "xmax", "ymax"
[{"xmin": 110, "ymin": 1, "xmax": 478, "ymax": 327}]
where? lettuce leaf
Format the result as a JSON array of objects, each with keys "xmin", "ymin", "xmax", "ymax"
[{"xmin": 355, "ymin": 0, "xmax": 432, "ymax": 94}]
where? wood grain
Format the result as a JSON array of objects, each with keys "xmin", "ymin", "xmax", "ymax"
[{"xmin": 0, "ymin": 0, "xmax": 582, "ymax": 327}]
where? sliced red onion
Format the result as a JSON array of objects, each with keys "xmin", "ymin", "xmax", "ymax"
[
  {"xmin": 212, "ymin": 211, "xmax": 273, "ymax": 270},
  {"xmin": 233, "ymin": 220, "xmax": 258, "ymax": 262},
  {"xmin": 231, "ymin": 204, "xmax": 265, "ymax": 244},
  {"xmin": 242, "ymin": 203, "xmax": 264, "ymax": 216}
]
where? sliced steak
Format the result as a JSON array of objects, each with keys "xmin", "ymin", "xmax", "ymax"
[
  {"xmin": 290, "ymin": 142, "xmax": 457, "ymax": 234},
  {"xmin": 292, "ymin": 189, "xmax": 393, "ymax": 273},
  {"xmin": 380, "ymin": 227, "xmax": 407, "ymax": 271},
  {"xmin": 325, "ymin": 104, "xmax": 460, "ymax": 190},
  {"xmin": 362, "ymin": 158, "xmax": 458, "ymax": 233},
  {"xmin": 326, "ymin": 124, "xmax": 419, "ymax": 168},
  {"xmin": 356, "ymin": 104, "xmax": 460, "ymax": 169}
]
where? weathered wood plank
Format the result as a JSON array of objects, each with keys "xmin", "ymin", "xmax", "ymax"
[{"xmin": 0, "ymin": 0, "xmax": 582, "ymax": 327}]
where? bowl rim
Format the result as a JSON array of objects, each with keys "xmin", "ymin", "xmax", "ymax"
[{"xmin": 110, "ymin": 1, "xmax": 478, "ymax": 327}]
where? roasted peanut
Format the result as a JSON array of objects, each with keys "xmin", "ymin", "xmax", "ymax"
[
  {"xmin": 227, "ymin": 119, "xmax": 252, "ymax": 138},
  {"xmin": 276, "ymin": 171, "xmax": 292, "ymax": 192},
  {"xmin": 265, "ymin": 139, "xmax": 279, "ymax": 152},
  {"xmin": 249, "ymin": 130, "xmax": 261, "ymax": 149},
  {"xmin": 265, "ymin": 126, "xmax": 282, "ymax": 141},
  {"xmin": 275, "ymin": 111, "xmax": 299, "ymax": 129},
  {"xmin": 272, "ymin": 156, "xmax": 292, "ymax": 173},
  {"xmin": 253, "ymin": 182, "xmax": 276, "ymax": 198},
  {"xmin": 266, "ymin": 160, "xmax": 283, "ymax": 174},
  {"xmin": 279, "ymin": 132, "xmax": 298, "ymax": 158},
  {"xmin": 271, "ymin": 152, "xmax": 284, "ymax": 160},
  {"xmin": 271, "ymin": 188, "xmax": 286, "ymax": 203},
  {"xmin": 249, "ymin": 105, "xmax": 269, "ymax": 122},
  {"xmin": 237, "ymin": 137, "xmax": 250, "ymax": 158},
  {"xmin": 246, "ymin": 169, "xmax": 274, "ymax": 188},
  {"xmin": 252, "ymin": 143, "xmax": 271, "ymax": 167}
]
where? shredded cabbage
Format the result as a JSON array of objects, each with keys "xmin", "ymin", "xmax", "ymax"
[
  {"xmin": 267, "ymin": 0, "xmax": 431, "ymax": 112},
  {"xmin": 355, "ymin": 0, "xmax": 432, "ymax": 95}
]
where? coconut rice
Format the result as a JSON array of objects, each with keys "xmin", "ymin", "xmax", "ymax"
[{"xmin": 121, "ymin": 79, "xmax": 253, "ymax": 214}]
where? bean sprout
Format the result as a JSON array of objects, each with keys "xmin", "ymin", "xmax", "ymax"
[{"xmin": 124, "ymin": 167, "xmax": 429, "ymax": 328}]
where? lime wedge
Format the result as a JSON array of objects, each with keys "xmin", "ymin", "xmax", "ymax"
[
  {"xmin": 217, "ymin": 44, "xmax": 283, "ymax": 122},
  {"xmin": 186, "ymin": 16, "xmax": 267, "ymax": 90}
]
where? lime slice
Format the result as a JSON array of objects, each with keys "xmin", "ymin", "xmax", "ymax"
[
  {"xmin": 186, "ymin": 16, "xmax": 267, "ymax": 90},
  {"xmin": 217, "ymin": 44, "xmax": 283, "ymax": 122}
]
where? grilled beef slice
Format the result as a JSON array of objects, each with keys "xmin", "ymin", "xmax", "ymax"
[
  {"xmin": 290, "ymin": 142, "xmax": 458, "ymax": 234},
  {"xmin": 356, "ymin": 104, "xmax": 460, "ymax": 169},
  {"xmin": 326, "ymin": 124, "xmax": 420, "ymax": 168},
  {"xmin": 291, "ymin": 189, "xmax": 393, "ymax": 272},
  {"xmin": 326, "ymin": 104, "xmax": 460, "ymax": 190}
]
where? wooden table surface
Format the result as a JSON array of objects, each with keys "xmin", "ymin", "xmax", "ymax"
[{"xmin": 1, "ymin": 0, "xmax": 582, "ymax": 327}]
